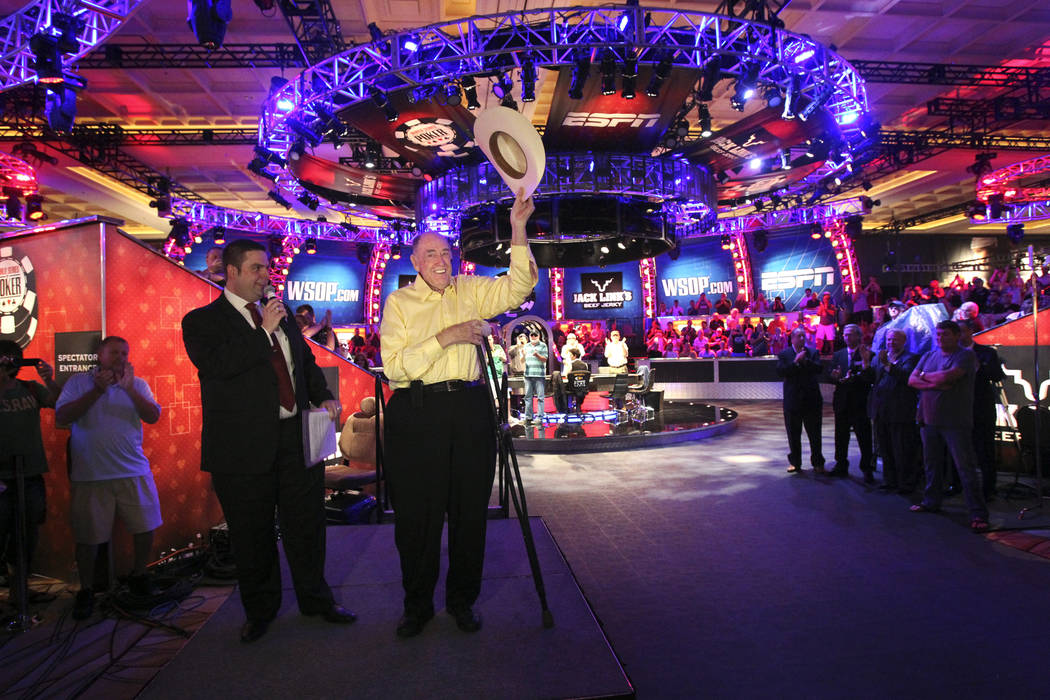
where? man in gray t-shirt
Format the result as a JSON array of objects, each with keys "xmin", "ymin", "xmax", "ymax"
[{"xmin": 907, "ymin": 320, "xmax": 988, "ymax": 529}]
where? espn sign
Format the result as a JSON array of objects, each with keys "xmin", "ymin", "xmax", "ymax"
[
  {"xmin": 760, "ymin": 267, "xmax": 836, "ymax": 292},
  {"xmin": 561, "ymin": 112, "xmax": 661, "ymax": 128}
]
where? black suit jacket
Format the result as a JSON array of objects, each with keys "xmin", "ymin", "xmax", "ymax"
[
  {"xmin": 182, "ymin": 294, "xmax": 333, "ymax": 474},
  {"xmin": 971, "ymin": 342, "xmax": 1004, "ymax": 421},
  {"xmin": 776, "ymin": 346, "xmax": 824, "ymax": 411},
  {"xmin": 868, "ymin": 350, "xmax": 919, "ymax": 422},
  {"xmin": 829, "ymin": 347, "xmax": 874, "ymax": 414}
]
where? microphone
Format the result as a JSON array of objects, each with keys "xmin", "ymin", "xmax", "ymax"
[{"xmin": 262, "ymin": 285, "xmax": 276, "ymax": 305}]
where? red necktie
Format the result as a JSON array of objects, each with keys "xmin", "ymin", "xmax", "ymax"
[{"xmin": 247, "ymin": 303, "xmax": 296, "ymax": 411}]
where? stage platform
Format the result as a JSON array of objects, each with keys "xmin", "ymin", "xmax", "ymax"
[
  {"xmin": 511, "ymin": 400, "xmax": 738, "ymax": 453},
  {"xmin": 140, "ymin": 518, "xmax": 633, "ymax": 700}
]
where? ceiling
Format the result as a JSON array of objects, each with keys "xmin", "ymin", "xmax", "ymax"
[{"xmin": 4, "ymin": 0, "xmax": 1050, "ymax": 241}]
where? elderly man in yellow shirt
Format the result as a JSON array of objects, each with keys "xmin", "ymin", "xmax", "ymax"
[{"xmin": 380, "ymin": 190, "xmax": 537, "ymax": 639}]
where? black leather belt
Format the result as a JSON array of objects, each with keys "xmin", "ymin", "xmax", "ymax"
[{"xmin": 397, "ymin": 379, "xmax": 483, "ymax": 394}]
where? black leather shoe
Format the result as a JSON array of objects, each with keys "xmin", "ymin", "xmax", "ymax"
[
  {"xmin": 240, "ymin": 618, "xmax": 271, "ymax": 643},
  {"xmin": 396, "ymin": 610, "xmax": 434, "ymax": 638},
  {"xmin": 863, "ymin": 471, "xmax": 876, "ymax": 484},
  {"xmin": 448, "ymin": 605, "xmax": 482, "ymax": 633},
  {"xmin": 305, "ymin": 604, "xmax": 357, "ymax": 624},
  {"xmin": 827, "ymin": 468, "xmax": 848, "ymax": 478}
]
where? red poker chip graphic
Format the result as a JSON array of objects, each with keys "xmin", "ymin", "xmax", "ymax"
[
  {"xmin": 394, "ymin": 117, "xmax": 474, "ymax": 159},
  {"xmin": 0, "ymin": 246, "xmax": 38, "ymax": 349}
]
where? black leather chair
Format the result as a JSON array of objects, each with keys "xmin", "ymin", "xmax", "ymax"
[
  {"xmin": 602, "ymin": 373, "xmax": 631, "ymax": 409},
  {"xmin": 567, "ymin": 369, "xmax": 591, "ymax": 413}
]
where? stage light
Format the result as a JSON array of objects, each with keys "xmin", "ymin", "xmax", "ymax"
[
  {"xmin": 782, "ymin": 75, "xmax": 801, "ymax": 120},
  {"xmin": 1006, "ymin": 223, "xmax": 1025, "ymax": 243},
  {"xmin": 810, "ymin": 222, "xmax": 823, "ymax": 239},
  {"xmin": 753, "ymin": 229, "xmax": 768, "ymax": 253},
  {"xmin": 403, "ymin": 35, "xmax": 420, "ymax": 52},
  {"xmin": 23, "ymin": 194, "xmax": 45, "ymax": 221},
  {"xmin": 569, "ymin": 49, "xmax": 590, "ymax": 99},
  {"xmin": 268, "ymin": 189, "xmax": 293, "ymax": 209},
  {"xmin": 839, "ymin": 110, "xmax": 860, "ymax": 125},
  {"xmin": 763, "ymin": 86, "xmax": 783, "ymax": 108},
  {"xmin": 170, "ymin": 218, "xmax": 190, "ymax": 245},
  {"xmin": 844, "ymin": 215, "xmax": 863, "ymax": 237},
  {"xmin": 187, "ymin": 0, "xmax": 232, "ymax": 50},
  {"xmin": 247, "ymin": 159, "xmax": 278, "ymax": 181},
  {"xmin": 305, "ymin": 239, "xmax": 317, "ymax": 254},
  {"xmin": 461, "ymin": 76, "xmax": 481, "ymax": 110},
  {"xmin": 4, "ymin": 189, "xmax": 22, "ymax": 220},
  {"xmin": 861, "ymin": 180, "xmax": 873, "ymax": 191},
  {"xmin": 721, "ymin": 234, "xmax": 731, "ymax": 250},
  {"xmin": 754, "ymin": 199, "xmax": 765, "ymax": 212},
  {"xmin": 622, "ymin": 53, "xmax": 637, "ymax": 99},
  {"xmin": 367, "ymin": 22, "xmax": 388, "ymax": 50},
  {"xmin": 698, "ymin": 104, "xmax": 712, "ymax": 137},
  {"xmin": 698, "ymin": 58, "xmax": 722, "ymax": 102},
  {"xmin": 492, "ymin": 72, "xmax": 513, "ymax": 99},
  {"xmin": 253, "ymin": 146, "xmax": 286, "ymax": 167},
  {"xmin": 799, "ymin": 84, "xmax": 833, "ymax": 122},
  {"xmin": 369, "ymin": 87, "xmax": 399, "ymax": 122},
  {"xmin": 30, "ymin": 34, "xmax": 63, "ymax": 83},
  {"xmin": 860, "ymin": 196, "xmax": 880, "ymax": 212},
  {"xmin": 210, "ymin": 226, "xmax": 226, "ymax": 244},
  {"xmin": 779, "ymin": 149, "xmax": 792, "ymax": 170},
  {"xmin": 966, "ymin": 201, "xmax": 986, "ymax": 220},
  {"xmin": 149, "ymin": 194, "xmax": 172, "ymax": 216},
  {"xmin": 646, "ymin": 52, "xmax": 673, "ymax": 98},
  {"xmin": 600, "ymin": 50, "xmax": 617, "ymax": 95},
  {"xmin": 520, "ymin": 56, "xmax": 537, "ymax": 102},
  {"xmin": 988, "ymin": 193, "xmax": 1006, "ymax": 219},
  {"xmin": 794, "ymin": 48, "xmax": 816, "ymax": 63},
  {"xmin": 298, "ymin": 191, "xmax": 320, "ymax": 210},
  {"xmin": 749, "ymin": 157, "xmax": 763, "ymax": 170},
  {"xmin": 44, "ymin": 85, "xmax": 78, "ymax": 132},
  {"xmin": 363, "ymin": 142, "xmax": 380, "ymax": 169},
  {"xmin": 287, "ymin": 118, "xmax": 322, "ymax": 147},
  {"xmin": 391, "ymin": 244, "xmax": 402, "ymax": 260}
]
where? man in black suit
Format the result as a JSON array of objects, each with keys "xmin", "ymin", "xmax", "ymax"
[
  {"xmin": 959, "ymin": 318, "xmax": 1005, "ymax": 501},
  {"xmin": 869, "ymin": 328, "xmax": 920, "ymax": 492},
  {"xmin": 182, "ymin": 239, "xmax": 355, "ymax": 643},
  {"xmin": 828, "ymin": 324, "xmax": 875, "ymax": 482},
  {"xmin": 777, "ymin": 327, "xmax": 826, "ymax": 474}
]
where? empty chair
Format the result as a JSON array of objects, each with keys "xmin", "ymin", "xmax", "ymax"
[{"xmin": 602, "ymin": 373, "xmax": 631, "ymax": 410}]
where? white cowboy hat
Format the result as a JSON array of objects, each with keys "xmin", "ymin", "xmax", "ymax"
[{"xmin": 473, "ymin": 106, "xmax": 546, "ymax": 198}]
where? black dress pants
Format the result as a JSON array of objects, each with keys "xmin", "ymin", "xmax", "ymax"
[
  {"xmin": 876, "ymin": 419, "xmax": 920, "ymax": 489},
  {"xmin": 972, "ymin": 413, "xmax": 997, "ymax": 499},
  {"xmin": 834, "ymin": 407, "xmax": 873, "ymax": 473},
  {"xmin": 784, "ymin": 402, "xmax": 825, "ymax": 468},
  {"xmin": 384, "ymin": 385, "xmax": 497, "ymax": 617},
  {"xmin": 210, "ymin": 416, "xmax": 333, "ymax": 622}
]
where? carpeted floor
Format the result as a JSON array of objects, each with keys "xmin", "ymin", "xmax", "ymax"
[{"xmin": 3, "ymin": 398, "xmax": 1049, "ymax": 699}]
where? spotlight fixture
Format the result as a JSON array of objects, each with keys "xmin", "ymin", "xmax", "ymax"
[
  {"xmin": 44, "ymin": 85, "xmax": 78, "ymax": 132},
  {"xmin": 698, "ymin": 58, "xmax": 722, "ymax": 102},
  {"xmin": 363, "ymin": 142, "xmax": 380, "ymax": 169},
  {"xmin": 209, "ymin": 226, "xmax": 226, "ymax": 244},
  {"xmin": 763, "ymin": 86, "xmax": 783, "ymax": 108},
  {"xmin": 720, "ymin": 234, "xmax": 731, "ymax": 250},
  {"xmin": 29, "ymin": 34, "xmax": 63, "ymax": 83},
  {"xmin": 600, "ymin": 50, "xmax": 616, "ymax": 96},
  {"xmin": 730, "ymin": 66, "xmax": 758, "ymax": 112},
  {"xmin": 187, "ymin": 0, "xmax": 233, "ymax": 50},
  {"xmin": 247, "ymin": 159, "xmax": 278, "ymax": 181},
  {"xmin": 698, "ymin": 104, "xmax": 712, "ymax": 137},
  {"xmin": 987, "ymin": 194, "xmax": 1007, "ymax": 219},
  {"xmin": 621, "ymin": 52, "xmax": 638, "ymax": 99},
  {"xmin": 305, "ymin": 239, "xmax": 317, "ymax": 254},
  {"xmin": 568, "ymin": 49, "xmax": 590, "ymax": 100},
  {"xmin": 287, "ymin": 118, "xmax": 322, "ymax": 147},
  {"xmin": 402, "ymin": 34, "xmax": 420, "ymax": 52},
  {"xmin": 520, "ymin": 55, "xmax": 537, "ymax": 103},
  {"xmin": 966, "ymin": 152, "xmax": 997, "ymax": 180},
  {"xmin": 779, "ymin": 149, "xmax": 792, "ymax": 170},
  {"xmin": 440, "ymin": 82, "xmax": 462, "ymax": 106},
  {"xmin": 646, "ymin": 52, "xmax": 673, "ymax": 98},
  {"xmin": 753, "ymin": 229, "xmax": 768, "ymax": 253},
  {"xmin": 966, "ymin": 201, "xmax": 987, "ymax": 220},
  {"xmin": 810, "ymin": 222, "xmax": 823, "ymax": 239},
  {"xmin": 297, "ymin": 191, "xmax": 320, "ymax": 210},
  {"xmin": 368, "ymin": 86, "xmax": 399, "ymax": 122},
  {"xmin": 461, "ymin": 75, "xmax": 481, "ymax": 110},
  {"xmin": 844, "ymin": 215, "xmax": 863, "ymax": 237},
  {"xmin": 268, "ymin": 189, "xmax": 292, "ymax": 209},
  {"xmin": 860, "ymin": 196, "xmax": 881, "ymax": 212},
  {"xmin": 3, "ymin": 189, "xmax": 23, "ymax": 220},
  {"xmin": 391, "ymin": 244, "xmax": 402, "ymax": 260},
  {"xmin": 799, "ymin": 84, "xmax": 833, "ymax": 122},
  {"xmin": 170, "ymin": 218, "xmax": 190, "ymax": 246},
  {"xmin": 1006, "ymin": 222, "xmax": 1025, "ymax": 244},
  {"xmin": 366, "ymin": 22, "xmax": 390, "ymax": 51},
  {"xmin": 313, "ymin": 105, "xmax": 342, "ymax": 137},
  {"xmin": 782, "ymin": 75, "xmax": 802, "ymax": 120},
  {"xmin": 24, "ymin": 193, "xmax": 45, "ymax": 221},
  {"xmin": 253, "ymin": 146, "xmax": 286, "ymax": 167},
  {"xmin": 491, "ymin": 72, "xmax": 513, "ymax": 100}
]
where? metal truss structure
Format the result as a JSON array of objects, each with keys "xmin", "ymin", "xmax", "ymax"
[
  {"xmin": 420, "ymin": 153, "xmax": 716, "ymax": 224},
  {"xmin": 79, "ymin": 42, "xmax": 306, "ymax": 69},
  {"xmin": 276, "ymin": 0, "xmax": 345, "ymax": 66},
  {"xmin": 852, "ymin": 61, "xmax": 1050, "ymax": 89},
  {"xmin": 711, "ymin": 196, "xmax": 867, "ymax": 235},
  {"xmin": 889, "ymin": 248, "xmax": 1050, "ymax": 274},
  {"xmin": 0, "ymin": 0, "xmax": 145, "ymax": 92},
  {"xmin": 0, "ymin": 122, "xmax": 259, "ymax": 145},
  {"xmin": 260, "ymin": 5, "xmax": 870, "ymax": 220},
  {"xmin": 0, "ymin": 151, "xmax": 38, "ymax": 193},
  {"xmin": 169, "ymin": 198, "xmax": 391, "ymax": 241},
  {"xmin": 927, "ymin": 96, "xmax": 1050, "ymax": 132},
  {"xmin": 880, "ymin": 130, "xmax": 1050, "ymax": 153},
  {"xmin": 868, "ymin": 201, "xmax": 971, "ymax": 234},
  {"xmin": 971, "ymin": 198, "xmax": 1050, "ymax": 226}
]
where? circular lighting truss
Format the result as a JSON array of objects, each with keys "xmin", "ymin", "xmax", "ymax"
[
  {"xmin": 259, "ymin": 5, "xmax": 870, "ymax": 229},
  {"xmin": 970, "ymin": 154, "xmax": 1050, "ymax": 225}
]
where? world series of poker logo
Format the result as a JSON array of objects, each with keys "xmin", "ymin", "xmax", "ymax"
[
  {"xmin": 0, "ymin": 246, "xmax": 38, "ymax": 349},
  {"xmin": 572, "ymin": 272, "xmax": 633, "ymax": 310}
]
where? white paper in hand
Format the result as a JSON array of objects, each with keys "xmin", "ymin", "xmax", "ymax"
[{"xmin": 302, "ymin": 408, "xmax": 337, "ymax": 466}]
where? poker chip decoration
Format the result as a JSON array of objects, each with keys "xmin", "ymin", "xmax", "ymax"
[
  {"xmin": 0, "ymin": 246, "xmax": 38, "ymax": 349},
  {"xmin": 393, "ymin": 118, "xmax": 475, "ymax": 160}
]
